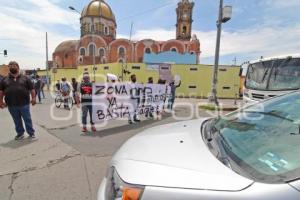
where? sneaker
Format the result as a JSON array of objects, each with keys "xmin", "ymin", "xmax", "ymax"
[
  {"xmin": 134, "ymin": 119, "xmax": 141, "ymax": 122},
  {"xmin": 157, "ymin": 114, "xmax": 162, "ymax": 120},
  {"xmin": 82, "ymin": 127, "xmax": 88, "ymax": 133},
  {"xmin": 128, "ymin": 120, "xmax": 134, "ymax": 124},
  {"xmin": 15, "ymin": 135, "xmax": 24, "ymax": 140},
  {"xmin": 29, "ymin": 134, "xmax": 36, "ymax": 139},
  {"xmin": 91, "ymin": 126, "xmax": 97, "ymax": 132}
]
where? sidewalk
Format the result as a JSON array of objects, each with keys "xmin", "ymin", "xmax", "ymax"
[{"xmin": 0, "ymin": 106, "xmax": 108, "ymax": 200}]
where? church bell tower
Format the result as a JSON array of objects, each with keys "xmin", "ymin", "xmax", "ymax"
[{"xmin": 176, "ymin": 0, "xmax": 194, "ymax": 41}]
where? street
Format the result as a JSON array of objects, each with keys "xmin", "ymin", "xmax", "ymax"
[{"xmin": 0, "ymin": 93, "xmax": 237, "ymax": 200}]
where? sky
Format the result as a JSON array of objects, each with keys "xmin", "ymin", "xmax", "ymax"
[{"xmin": 0, "ymin": 0, "xmax": 300, "ymax": 69}]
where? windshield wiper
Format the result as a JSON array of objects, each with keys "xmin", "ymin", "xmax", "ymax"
[
  {"xmin": 243, "ymin": 110, "xmax": 300, "ymax": 135},
  {"xmin": 204, "ymin": 119, "xmax": 233, "ymax": 169},
  {"xmin": 243, "ymin": 110, "xmax": 294, "ymax": 122},
  {"xmin": 261, "ymin": 67, "xmax": 269, "ymax": 82},
  {"xmin": 215, "ymin": 131, "xmax": 233, "ymax": 169}
]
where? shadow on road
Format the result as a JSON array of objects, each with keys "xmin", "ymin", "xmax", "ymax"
[{"xmin": 0, "ymin": 138, "xmax": 38, "ymax": 149}]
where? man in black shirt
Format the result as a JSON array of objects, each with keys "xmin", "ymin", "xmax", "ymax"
[
  {"xmin": 0, "ymin": 61, "xmax": 36, "ymax": 140},
  {"xmin": 76, "ymin": 73, "xmax": 96, "ymax": 133}
]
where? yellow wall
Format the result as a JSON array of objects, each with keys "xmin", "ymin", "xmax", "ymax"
[{"xmin": 38, "ymin": 63, "xmax": 240, "ymax": 98}]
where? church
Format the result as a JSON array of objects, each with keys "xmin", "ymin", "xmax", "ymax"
[{"xmin": 52, "ymin": 0, "xmax": 201, "ymax": 68}]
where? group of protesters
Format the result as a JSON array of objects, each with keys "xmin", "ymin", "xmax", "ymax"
[
  {"xmin": 54, "ymin": 72, "xmax": 180, "ymax": 133},
  {"xmin": 0, "ymin": 60, "xmax": 181, "ymax": 139}
]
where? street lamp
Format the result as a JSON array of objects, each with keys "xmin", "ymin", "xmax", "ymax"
[
  {"xmin": 68, "ymin": 6, "xmax": 81, "ymax": 14},
  {"xmin": 209, "ymin": 0, "xmax": 232, "ymax": 106}
]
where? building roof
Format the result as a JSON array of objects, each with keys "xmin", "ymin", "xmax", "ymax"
[
  {"xmin": 81, "ymin": 0, "xmax": 116, "ymax": 22},
  {"xmin": 54, "ymin": 40, "xmax": 79, "ymax": 53}
]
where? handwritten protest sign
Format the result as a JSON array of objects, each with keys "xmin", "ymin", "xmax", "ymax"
[{"xmin": 92, "ymin": 83, "xmax": 170, "ymax": 123}]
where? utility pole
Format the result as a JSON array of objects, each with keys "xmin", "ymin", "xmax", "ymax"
[
  {"xmin": 92, "ymin": 16, "xmax": 96, "ymax": 82},
  {"xmin": 209, "ymin": 0, "xmax": 232, "ymax": 106},
  {"xmin": 129, "ymin": 22, "xmax": 134, "ymax": 41},
  {"xmin": 46, "ymin": 32, "xmax": 50, "ymax": 90},
  {"xmin": 233, "ymin": 57, "xmax": 237, "ymax": 66}
]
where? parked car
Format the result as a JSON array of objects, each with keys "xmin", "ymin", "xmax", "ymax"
[{"xmin": 98, "ymin": 91, "xmax": 300, "ymax": 200}]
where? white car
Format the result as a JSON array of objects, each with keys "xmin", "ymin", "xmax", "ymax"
[{"xmin": 98, "ymin": 91, "xmax": 300, "ymax": 200}]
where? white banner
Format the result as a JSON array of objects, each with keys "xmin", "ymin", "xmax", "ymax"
[{"xmin": 92, "ymin": 83, "xmax": 171, "ymax": 123}]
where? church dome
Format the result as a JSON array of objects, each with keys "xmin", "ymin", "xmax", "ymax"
[{"xmin": 81, "ymin": 0, "xmax": 116, "ymax": 23}]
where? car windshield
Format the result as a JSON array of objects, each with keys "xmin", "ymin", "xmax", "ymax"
[
  {"xmin": 245, "ymin": 58, "xmax": 300, "ymax": 91},
  {"xmin": 268, "ymin": 58, "xmax": 300, "ymax": 90},
  {"xmin": 212, "ymin": 91, "xmax": 300, "ymax": 183},
  {"xmin": 246, "ymin": 61, "xmax": 272, "ymax": 90}
]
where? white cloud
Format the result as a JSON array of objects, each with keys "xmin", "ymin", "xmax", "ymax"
[
  {"xmin": 265, "ymin": 0, "xmax": 300, "ymax": 8},
  {"xmin": 0, "ymin": 0, "xmax": 78, "ymax": 68},
  {"xmin": 120, "ymin": 24, "xmax": 300, "ymax": 63},
  {"xmin": 2, "ymin": 0, "xmax": 79, "ymax": 28}
]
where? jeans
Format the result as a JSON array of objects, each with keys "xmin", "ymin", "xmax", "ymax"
[
  {"xmin": 35, "ymin": 89, "xmax": 41, "ymax": 102},
  {"xmin": 168, "ymin": 97, "xmax": 175, "ymax": 110},
  {"xmin": 41, "ymin": 89, "xmax": 45, "ymax": 98},
  {"xmin": 82, "ymin": 104, "xmax": 94, "ymax": 126},
  {"xmin": 8, "ymin": 105, "xmax": 35, "ymax": 136}
]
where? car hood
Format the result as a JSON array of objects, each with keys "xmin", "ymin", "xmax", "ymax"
[{"xmin": 111, "ymin": 119, "xmax": 254, "ymax": 191}]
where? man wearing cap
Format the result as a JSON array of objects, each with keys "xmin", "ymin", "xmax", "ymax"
[
  {"xmin": 107, "ymin": 73, "xmax": 118, "ymax": 83},
  {"xmin": 76, "ymin": 73, "xmax": 96, "ymax": 133},
  {"xmin": 0, "ymin": 61, "xmax": 36, "ymax": 140}
]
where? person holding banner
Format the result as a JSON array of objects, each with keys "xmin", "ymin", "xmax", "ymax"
[
  {"xmin": 76, "ymin": 73, "xmax": 96, "ymax": 133},
  {"xmin": 145, "ymin": 77, "xmax": 154, "ymax": 119},
  {"xmin": 168, "ymin": 79, "xmax": 181, "ymax": 110},
  {"xmin": 129, "ymin": 74, "xmax": 140, "ymax": 124}
]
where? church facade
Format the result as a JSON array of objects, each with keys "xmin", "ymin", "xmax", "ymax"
[{"xmin": 52, "ymin": 0, "xmax": 201, "ymax": 69}]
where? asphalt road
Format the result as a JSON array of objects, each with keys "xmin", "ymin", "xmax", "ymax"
[{"xmin": 0, "ymin": 93, "xmax": 234, "ymax": 200}]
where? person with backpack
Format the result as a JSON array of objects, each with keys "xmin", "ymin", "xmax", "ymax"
[{"xmin": 60, "ymin": 77, "xmax": 72, "ymax": 109}]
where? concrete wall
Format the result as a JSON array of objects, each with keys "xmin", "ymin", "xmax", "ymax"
[{"xmin": 38, "ymin": 63, "xmax": 240, "ymax": 98}]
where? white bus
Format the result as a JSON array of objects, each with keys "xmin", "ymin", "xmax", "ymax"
[{"xmin": 243, "ymin": 54, "xmax": 300, "ymax": 103}]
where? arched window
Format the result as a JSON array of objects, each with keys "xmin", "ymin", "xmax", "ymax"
[
  {"xmin": 79, "ymin": 48, "xmax": 86, "ymax": 56},
  {"xmin": 88, "ymin": 44, "xmax": 96, "ymax": 56},
  {"xmin": 104, "ymin": 26, "xmax": 109, "ymax": 35},
  {"xmin": 118, "ymin": 46, "xmax": 126, "ymax": 57},
  {"xmin": 171, "ymin": 47, "xmax": 178, "ymax": 52},
  {"xmin": 91, "ymin": 24, "xmax": 95, "ymax": 33},
  {"xmin": 182, "ymin": 26, "xmax": 187, "ymax": 34},
  {"xmin": 118, "ymin": 58, "xmax": 124, "ymax": 63},
  {"xmin": 99, "ymin": 48, "xmax": 105, "ymax": 58},
  {"xmin": 145, "ymin": 47, "xmax": 151, "ymax": 54}
]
